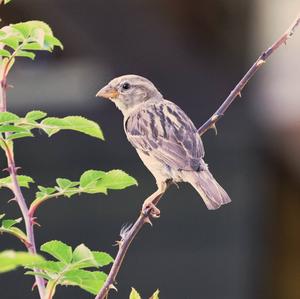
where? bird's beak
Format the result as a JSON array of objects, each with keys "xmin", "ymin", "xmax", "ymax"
[{"xmin": 96, "ymin": 85, "xmax": 119, "ymax": 100}]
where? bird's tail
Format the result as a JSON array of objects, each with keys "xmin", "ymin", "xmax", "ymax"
[{"xmin": 184, "ymin": 169, "xmax": 231, "ymax": 210}]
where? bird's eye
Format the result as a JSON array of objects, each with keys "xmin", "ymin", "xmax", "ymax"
[{"xmin": 122, "ymin": 82, "xmax": 131, "ymax": 90}]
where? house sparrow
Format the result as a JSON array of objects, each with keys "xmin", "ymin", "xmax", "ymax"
[{"xmin": 96, "ymin": 75, "xmax": 231, "ymax": 216}]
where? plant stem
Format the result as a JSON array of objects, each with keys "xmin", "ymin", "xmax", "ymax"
[
  {"xmin": 197, "ymin": 13, "xmax": 300, "ymax": 136},
  {"xmin": 0, "ymin": 72, "xmax": 45, "ymax": 297},
  {"xmin": 96, "ymin": 11, "xmax": 300, "ymax": 299},
  {"xmin": 95, "ymin": 191, "xmax": 166, "ymax": 299}
]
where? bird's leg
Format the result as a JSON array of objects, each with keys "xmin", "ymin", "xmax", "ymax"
[{"xmin": 142, "ymin": 180, "xmax": 171, "ymax": 218}]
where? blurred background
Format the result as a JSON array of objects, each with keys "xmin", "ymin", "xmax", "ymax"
[{"xmin": 1, "ymin": 0, "xmax": 300, "ymax": 298}]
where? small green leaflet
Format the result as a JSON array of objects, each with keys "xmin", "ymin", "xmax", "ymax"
[
  {"xmin": 129, "ymin": 288, "xmax": 160, "ymax": 299},
  {"xmin": 0, "ymin": 175, "xmax": 34, "ymax": 189},
  {"xmin": 29, "ymin": 169, "xmax": 137, "ymax": 216},
  {"xmin": 130, "ymin": 288, "xmax": 142, "ymax": 299},
  {"xmin": 26, "ymin": 241, "xmax": 113, "ymax": 295},
  {"xmin": 41, "ymin": 116, "xmax": 104, "ymax": 140},
  {"xmin": 25, "ymin": 110, "xmax": 47, "ymax": 121},
  {"xmin": 0, "ymin": 112, "xmax": 19, "ymax": 123},
  {"xmin": 0, "ymin": 251, "xmax": 44, "ymax": 273},
  {"xmin": 41, "ymin": 240, "xmax": 73, "ymax": 264},
  {"xmin": 0, "ymin": 214, "xmax": 28, "ymax": 245}
]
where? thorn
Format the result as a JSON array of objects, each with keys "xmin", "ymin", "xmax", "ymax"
[
  {"xmin": 31, "ymin": 281, "xmax": 37, "ymax": 291},
  {"xmin": 30, "ymin": 217, "xmax": 41, "ymax": 227},
  {"xmin": 113, "ymin": 240, "xmax": 122, "ymax": 247},
  {"xmin": 109, "ymin": 284, "xmax": 118, "ymax": 292},
  {"xmin": 2, "ymin": 167, "xmax": 10, "ymax": 173},
  {"xmin": 144, "ymin": 217, "xmax": 153, "ymax": 226},
  {"xmin": 7, "ymin": 84, "xmax": 13, "ymax": 89},
  {"xmin": 238, "ymin": 92, "xmax": 242, "ymax": 98},
  {"xmin": 8, "ymin": 197, "xmax": 17, "ymax": 203},
  {"xmin": 209, "ymin": 124, "xmax": 217, "ymax": 135}
]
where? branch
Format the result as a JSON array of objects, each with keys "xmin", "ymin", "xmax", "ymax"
[
  {"xmin": 96, "ymin": 12, "xmax": 300, "ymax": 299},
  {"xmin": 0, "ymin": 86, "xmax": 45, "ymax": 297},
  {"xmin": 197, "ymin": 13, "xmax": 300, "ymax": 136},
  {"xmin": 95, "ymin": 190, "xmax": 166, "ymax": 299}
]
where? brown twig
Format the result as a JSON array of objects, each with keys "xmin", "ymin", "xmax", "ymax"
[
  {"xmin": 95, "ymin": 190, "xmax": 166, "ymax": 299},
  {"xmin": 197, "ymin": 13, "xmax": 300, "ymax": 136},
  {"xmin": 95, "ymin": 12, "xmax": 300, "ymax": 299}
]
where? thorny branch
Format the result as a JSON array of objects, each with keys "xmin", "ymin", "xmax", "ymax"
[
  {"xmin": 0, "ymin": 62, "xmax": 46, "ymax": 298},
  {"xmin": 197, "ymin": 13, "xmax": 300, "ymax": 136},
  {"xmin": 96, "ymin": 12, "xmax": 300, "ymax": 299}
]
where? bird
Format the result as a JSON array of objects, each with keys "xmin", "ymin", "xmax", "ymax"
[{"xmin": 96, "ymin": 75, "xmax": 231, "ymax": 216}]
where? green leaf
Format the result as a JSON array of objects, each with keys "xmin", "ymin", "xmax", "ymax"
[
  {"xmin": 0, "ymin": 48, "xmax": 11, "ymax": 57},
  {"xmin": 25, "ymin": 271, "xmax": 51, "ymax": 280},
  {"xmin": 2, "ymin": 218, "xmax": 22, "ymax": 229},
  {"xmin": 4, "ymin": 0, "xmax": 13, "ymax": 4},
  {"xmin": 0, "ymin": 251, "xmax": 44, "ymax": 273},
  {"xmin": 15, "ymin": 50, "xmax": 35, "ymax": 60},
  {"xmin": 22, "ymin": 42, "xmax": 43, "ymax": 51},
  {"xmin": 150, "ymin": 290, "xmax": 160, "ymax": 299},
  {"xmin": 101, "ymin": 170, "xmax": 138, "ymax": 190},
  {"xmin": 41, "ymin": 116, "xmax": 104, "ymax": 140},
  {"xmin": 56, "ymin": 178, "xmax": 77, "ymax": 190},
  {"xmin": 25, "ymin": 110, "xmax": 47, "ymax": 121},
  {"xmin": 63, "ymin": 270, "xmax": 107, "ymax": 295},
  {"xmin": 130, "ymin": 288, "xmax": 142, "ymax": 299},
  {"xmin": 0, "ymin": 112, "xmax": 19, "ymax": 123},
  {"xmin": 44, "ymin": 35, "xmax": 63, "ymax": 49},
  {"xmin": 0, "ymin": 175, "xmax": 34, "ymax": 188},
  {"xmin": 41, "ymin": 240, "xmax": 72, "ymax": 264},
  {"xmin": 92, "ymin": 251, "xmax": 114, "ymax": 267},
  {"xmin": 0, "ymin": 125, "xmax": 29, "ymax": 133},
  {"xmin": 7, "ymin": 131, "xmax": 34, "ymax": 140},
  {"xmin": 79, "ymin": 170, "xmax": 105, "ymax": 189},
  {"xmin": 31, "ymin": 261, "xmax": 65, "ymax": 273},
  {"xmin": 0, "ymin": 36, "xmax": 19, "ymax": 50},
  {"xmin": 72, "ymin": 244, "xmax": 98, "ymax": 268}
]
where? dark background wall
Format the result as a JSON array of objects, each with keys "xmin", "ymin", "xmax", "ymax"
[{"xmin": 0, "ymin": 1, "xmax": 300, "ymax": 299}]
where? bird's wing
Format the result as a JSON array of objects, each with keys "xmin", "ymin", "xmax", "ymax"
[{"xmin": 125, "ymin": 100, "xmax": 205, "ymax": 171}]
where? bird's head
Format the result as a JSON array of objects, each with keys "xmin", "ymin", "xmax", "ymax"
[{"xmin": 96, "ymin": 74, "xmax": 163, "ymax": 115}]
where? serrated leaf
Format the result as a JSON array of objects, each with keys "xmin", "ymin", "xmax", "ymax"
[
  {"xmin": 41, "ymin": 240, "xmax": 72, "ymax": 264},
  {"xmin": 0, "ymin": 36, "xmax": 19, "ymax": 49},
  {"xmin": 0, "ymin": 175, "xmax": 34, "ymax": 188},
  {"xmin": 38, "ymin": 186, "xmax": 56, "ymax": 194},
  {"xmin": 79, "ymin": 170, "xmax": 105, "ymax": 189},
  {"xmin": 92, "ymin": 251, "xmax": 114, "ymax": 267},
  {"xmin": 56, "ymin": 178, "xmax": 78, "ymax": 190},
  {"xmin": 22, "ymin": 42, "xmax": 43, "ymax": 51},
  {"xmin": 101, "ymin": 170, "xmax": 138, "ymax": 190},
  {"xmin": 2, "ymin": 218, "xmax": 22, "ymax": 229},
  {"xmin": 16, "ymin": 50, "xmax": 35, "ymax": 60},
  {"xmin": 30, "ymin": 261, "xmax": 65, "ymax": 273},
  {"xmin": 0, "ymin": 112, "xmax": 19, "ymax": 123},
  {"xmin": 0, "ymin": 125, "xmax": 29, "ymax": 133},
  {"xmin": 130, "ymin": 288, "xmax": 142, "ymax": 299},
  {"xmin": 149, "ymin": 290, "xmax": 160, "ymax": 299},
  {"xmin": 7, "ymin": 131, "xmax": 34, "ymax": 140},
  {"xmin": 44, "ymin": 35, "xmax": 63, "ymax": 49},
  {"xmin": 25, "ymin": 110, "xmax": 47, "ymax": 121},
  {"xmin": 41, "ymin": 116, "xmax": 104, "ymax": 140},
  {"xmin": 25, "ymin": 271, "xmax": 51, "ymax": 280},
  {"xmin": 0, "ymin": 251, "xmax": 44, "ymax": 273},
  {"xmin": 72, "ymin": 244, "xmax": 98, "ymax": 268},
  {"xmin": 63, "ymin": 270, "xmax": 107, "ymax": 295},
  {"xmin": 0, "ymin": 48, "xmax": 11, "ymax": 57}
]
